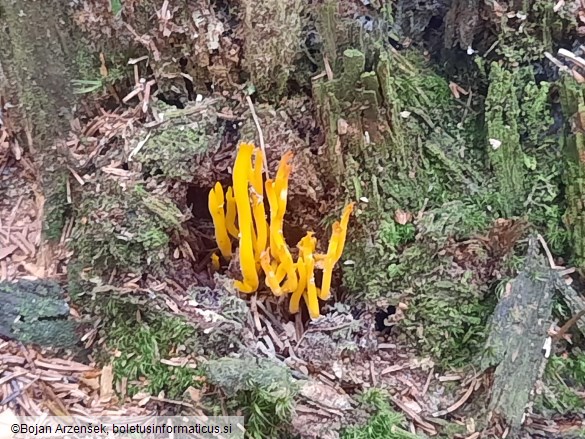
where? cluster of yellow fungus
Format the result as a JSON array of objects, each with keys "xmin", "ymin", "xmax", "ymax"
[{"xmin": 208, "ymin": 142, "xmax": 354, "ymax": 319}]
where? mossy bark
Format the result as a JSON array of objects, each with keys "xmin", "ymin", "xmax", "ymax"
[
  {"xmin": 485, "ymin": 63, "xmax": 525, "ymax": 217},
  {"xmin": 0, "ymin": 0, "xmax": 78, "ymax": 240},
  {"xmin": 481, "ymin": 238, "xmax": 555, "ymax": 435},
  {"xmin": 559, "ymin": 76, "xmax": 585, "ymax": 270},
  {"xmin": 0, "ymin": 279, "xmax": 78, "ymax": 348}
]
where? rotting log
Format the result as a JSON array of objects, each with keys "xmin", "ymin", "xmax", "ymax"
[
  {"xmin": 559, "ymin": 76, "xmax": 585, "ymax": 271},
  {"xmin": 0, "ymin": 279, "xmax": 78, "ymax": 348},
  {"xmin": 481, "ymin": 237, "xmax": 555, "ymax": 436},
  {"xmin": 0, "ymin": 0, "xmax": 78, "ymax": 241},
  {"xmin": 484, "ymin": 63, "xmax": 525, "ymax": 217}
]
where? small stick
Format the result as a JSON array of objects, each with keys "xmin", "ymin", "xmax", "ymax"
[
  {"xmin": 537, "ymin": 233, "xmax": 563, "ymax": 269},
  {"xmin": 245, "ymin": 95, "xmax": 269, "ymax": 179},
  {"xmin": 552, "ymin": 310, "xmax": 585, "ymax": 341}
]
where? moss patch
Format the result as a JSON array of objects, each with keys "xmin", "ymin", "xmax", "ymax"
[
  {"xmin": 71, "ymin": 183, "xmax": 183, "ymax": 275},
  {"xmin": 341, "ymin": 389, "xmax": 421, "ymax": 439},
  {"xmin": 205, "ymin": 358, "xmax": 296, "ymax": 439},
  {"xmin": 99, "ymin": 296, "xmax": 203, "ymax": 399},
  {"xmin": 537, "ymin": 351, "xmax": 585, "ymax": 415},
  {"xmin": 133, "ymin": 101, "xmax": 221, "ymax": 182},
  {"xmin": 241, "ymin": 0, "xmax": 304, "ymax": 100}
]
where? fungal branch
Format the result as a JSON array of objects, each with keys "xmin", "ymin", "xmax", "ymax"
[{"xmin": 208, "ymin": 142, "xmax": 354, "ymax": 319}]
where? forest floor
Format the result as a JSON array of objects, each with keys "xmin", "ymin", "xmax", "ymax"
[{"xmin": 3, "ymin": 0, "xmax": 585, "ymax": 438}]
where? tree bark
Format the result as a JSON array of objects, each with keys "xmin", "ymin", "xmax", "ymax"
[{"xmin": 0, "ymin": 0, "xmax": 78, "ymax": 240}]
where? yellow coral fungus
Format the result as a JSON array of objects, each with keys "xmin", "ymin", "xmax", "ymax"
[
  {"xmin": 251, "ymin": 149, "xmax": 268, "ymax": 261},
  {"xmin": 260, "ymin": 250, "xmax": 283, "ymax": 296},
  {"xmin": 319, "ymin": 222, "xmax": 342, "ymax": 301},
  {"xmin": 211, "ymin": 252, "xmax": 220, "ymax": 271},
  {"xmin": 334, "ymin": 202, "xmax": 355, "ymax": 262},
  {"xmin": 225, "ymin": 187, "xmax": 239, "ymax": 239},
  {"xmin": 304, "ymin": 253, "xmax": 320, "ymax": 319},
  {"xmin": 289, "ymin": 233, "xmax": 316, "ymax": 314},
  {"xmin": 208, "ymin": 142, "xmax": 354, "ymax": 318},
  {"xmin": 232, "ymin": 143, "xmax": 259, "ymax": 292},
  {"xmin": 208, "ymin": 182, "xmax": 232, "ymax": 259}
]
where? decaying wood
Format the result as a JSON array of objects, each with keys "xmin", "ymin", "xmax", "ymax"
[
  {"xmin": 481, "ymin": 237, "xmax": 556, "ymax": 436},
  {"xmin": 0, "ymin": 279, "xmax": 78, "ymax": 348}
]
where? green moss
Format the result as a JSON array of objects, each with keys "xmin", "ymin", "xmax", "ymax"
[
  {"xmin": 133, "ymin": 102, "xmax": 220, "ymax": 181},
  {"xmin": 485, "ymin": 63, "xmax": 525, "ymax": 217},
  {"xmin": 43, "ymin": 171, "xmax": 70, "ymax": 241},
  {"xmin": 100, "ymin": 297, "xmax": 203, "ymax": 399},
  {"xmin": 242, "ymin": 0, "xmax": 304, "ymax": 100},
  {"xmin": 341, "ymin": 389, "xmax": 421, "ymax": 439},
  {"xmin": 538, "ymin": 352, "xmax": 585, "ymax": 415},
  {"xmin": 71, "ymin": 182, "xmax": 183, "ymax": 275},
  {"xmin": 205, "ymin": 358, "xmax": 296, "ymax": 439},
  {"xmin": 560, "ymin": 77, "xmax": 585, "ymax": 269}
]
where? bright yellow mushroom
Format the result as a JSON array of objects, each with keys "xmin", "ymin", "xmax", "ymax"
[
  {"xmin": 232, "ymin": 143, "xmax": 259, "ymax": 293},
  {"xmin": 208, "ymin": 142, "xmax": 353, "ymax": 318},
  {"xmin": 290, "ymin": 233, "xmax": 317, "ymax": 316},
  {"xmin": 260, "ymin": 250, "xmax": 283, "ymax": 296},
  {"xmin": 225, "ymin": 186, "xmax": 239, "ymax": 239},
  {"xmin": 265, "ymin": 179, "xmax": 281, "ymax": 262},
  {"xmin": 304, "ymin": 253, "xmax": 320, "ymax": 319},
  {"xmin": 208, "ymin": 182, "xmax": 232, "ymax": 259},
  {"xmin": 289, "ymin": 257, "xmax": 307, "ymax": 314},
  {"xmin": 319, "ymin": 222, "xmax": 342, "ymax": 300},
  {"xmin": 334, "ymin": 202, "xmax": 355, "ymax": 262},
  {"xmin": 251, "ymin": 148, "xmax": 268, "ymax": 261},
  {"xmin": 265, "ymin": 177, "xmax": 297, "ymax": 292},
  {"xmin": 211, "ymin": 252, "xmax": 220, "ymax": 271}
]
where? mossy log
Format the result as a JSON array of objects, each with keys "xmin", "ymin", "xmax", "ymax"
[
  {"xmin": 560, "ymin": 76, "xmax": 585, "ymax": 270},
  {"xmin": 0, "ymin": 0, "xmax": 78, "ymax": 240},
  {"xmin": 485, "ymin": 63, "xmax": 525, "ymax": 217},
  {"xmin": 0, "ymin": 280, "xmax": 78, "ymax": 348},
  {"xmin": 481, "ymin": 238, "xmax": 555, "ymax": 436},
  {"xmin": 312, "ymin": 49, "xmax": 396, "ymax": 187}
]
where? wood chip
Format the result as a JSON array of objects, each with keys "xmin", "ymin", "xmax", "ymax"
[
  {"xmin": 0, "ymin": 245, "xmax": 18, "ymax": 260},
  {"xmin": 99, "ymin": 364, "xmax": 113, "ymax": 401}
]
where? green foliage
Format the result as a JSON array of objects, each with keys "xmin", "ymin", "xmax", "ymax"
[
  {"xmin": 341, "ymin": 389, "xmax": 421, "ymax": 439},
  {"xmin": 73, "ymin": 50, "xmax": 127, "ymax": 95},
  {"xmin": 416, "ymin": 201, "xmax": 491, "ymax": 245},
  {"xmin": 101, "ymin": 297, "xmax": 203, "ymax": 398},
  {"xmin": 110, "ymin": 0, "xmax": 122, "ymax": 15},
  {"xmin": 379, "ymin": 221, "xmax": 415, "ymax": 252},
  {"xmin": 71, "ymin": 183, "xmax": 183, "ymax": 275},
  {"xmin": 205, "ymin": 358, "xmax": 296, "ymax": 439},
  {"xmin": 539, "ymin": 352, "xmax": 585, "ymax": 414}
]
